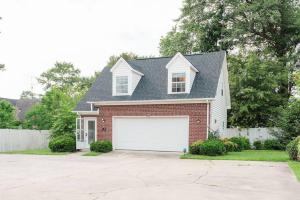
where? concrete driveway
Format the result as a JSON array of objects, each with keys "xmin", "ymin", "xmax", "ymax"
[{"xmin": 0, "ymin": 151, "xmax": 299, "ymax": 200}]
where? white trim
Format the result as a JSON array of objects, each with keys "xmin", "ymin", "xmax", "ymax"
[
  {"xmin": 110, "ymin": 57, "xmax": 144, "ymax": 76},
  {"xmin": 88, "ymin": 98, "xmax": 214, "ymax": 106},
  {"xmin": 112, "ymin": 115, "xmax": 189, "ymax": 151},
  {"xmin": 166, "ymin": 52, "xmax": 199, "ymax": 72},
  {"xmin": 206, "ymin": 101, "xmax": 209, "ymax": 139},
  {"xmin": 73, "ymin": 110, "xmax": 99, "ymax": 115}
]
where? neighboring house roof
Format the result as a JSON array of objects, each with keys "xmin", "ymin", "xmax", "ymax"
[
  {"xmin": 0, "ymin": 97, "xmax": 39, "ymax": 121},
  {"xmin": 75, "ymin": 51, "xmax": 226, "ymax": 111}
]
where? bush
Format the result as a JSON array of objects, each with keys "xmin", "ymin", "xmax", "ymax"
[
  {"xmin": 199, "ymin": 139, "xmax": 226, "ymax": 156},
  {"xmin": 286, "ymin": 136, "xmax": 300, "ymax": 161},
  {"xmin": 229, "ymin": 137, "xmax": 250, "ymax": 151},
  {"xmin": 223, "ymin": 140, "xmax": 238, "ymax": 152},
  {"xmin": 208, "ymin": 131, "xmax": 220, "ymax": 140},
  {"xmin": 189, "ymin": 140, "xmax": 204, "ymax": 154},
  {"xmin": 49, "ymin": 135, "xmax": 76, "ymax": 152},
  {"xmin": 90, "ymin": 140, "xmax": 112, "ymax": 153},
  {"xmin": 253, "ymin": 140, "xmax": 263, "ymax": 150},
  {"xmin": 264, "ymin": 139, "xmax": 284, "ymax": 150}
]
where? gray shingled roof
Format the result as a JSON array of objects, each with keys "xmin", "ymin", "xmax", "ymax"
[{"xmin": 75, "ymin": 51, "xmax": 225, "ymax": 111}]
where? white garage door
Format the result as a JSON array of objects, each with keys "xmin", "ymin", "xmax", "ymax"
[{"xmin": 113, "ymin": 116, "xmax": 189, "ymax": 152}]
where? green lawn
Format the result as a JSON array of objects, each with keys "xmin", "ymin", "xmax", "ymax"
[
  {"xmin": 288, "ymin": 161, "xmax": 300, "ymax": 181},
  {"xmin": 0, "ymin": 148, "xmax": 69, "ymax": 155},
  {"xmin": 82, "ymin": 151, "xmax": 101, "ymax": 156},
  {"xmin": 181, "ymin": 150, "xmax": 289, "ymax": 162}
]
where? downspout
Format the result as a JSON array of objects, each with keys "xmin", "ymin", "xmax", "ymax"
[{"xmin": 206, "ymin": 100, "xmax": 210, "ymax": 139}]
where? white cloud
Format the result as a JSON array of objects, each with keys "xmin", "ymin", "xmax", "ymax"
[{"xmin": 0, "ymin": 0, "xmax": 181, "ymax": 98}]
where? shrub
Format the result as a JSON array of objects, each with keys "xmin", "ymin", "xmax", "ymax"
[
  {"xmin": 208, "ymin": 130, "xmax": 220, "ymax": 140},
  {"xmin": 229, "ymin": 137, "xmax": 250, "ymax": 151},
  {"xmin": 263, "ymin": 139, "xmax": 284, "ymax": 150},
  {"xmin": 90, "ymin": 140, "xmax": 112, "ymax": 153},
  {"xmin": 223, "ymin": 140, "xmax": 238, "ymax": 152},
  {"xmin": 199, "ymin": 139, "xmax": 226, "ymax": 156},
  {"xmin": 286, "ymin": 136, "xmax": 300, "ymax": 161},
  {"xmin": 49, "ymin": 135, "xmax": 76, "ymax": 152},
  {"xmin": 189, "ymin": 140, "xmax": 204, "ymax": 154},
  {"xmin": 253, "ymin": 140, "xmax": 263, "ymax": 150}
]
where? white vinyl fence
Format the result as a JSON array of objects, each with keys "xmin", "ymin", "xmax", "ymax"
[
  {"xmin": 0, "ymin": 129, "xmax": 50, "ymax": 152},
  {"xmin": 225, "ymin": 128, "xmax": 276, "ymax": 144}
]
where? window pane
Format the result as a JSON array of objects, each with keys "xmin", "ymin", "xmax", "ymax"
[
  {"xmin": 171, "ymin": 73, "xmax": 186, "ymax": 93},
  {"xmin": 116, "ymin": 76, "xmax": 128, "ymax": 94}
]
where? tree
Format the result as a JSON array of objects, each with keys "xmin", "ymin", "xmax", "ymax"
[
  {"xmin": 37, "ymin": 62, "xmax": 81, "ymax": 91},
  {"xmin": 106, "ymin": 52, "xmax": 138, "ymax": 67},
  {"xmin": 273, "ymin": 99, "xmax": 300, "ymax": 144},
  {"xmin": 159, "ymin": 0, "xmax": 300, "ymax": 58},
  {"xmin": 37, "ymin": 62, "xmax": 98, "ymax": 97},
  {"xmin": 228, "ymin": 53, "xmax": 288, "ymax": 127},
  {"xmin": 0, "ymin": 64, "xmax": 4, "ymax": 71},
  {"xmin": 0, "ymin": 100, "xmax": 16, "ymax": 128},
  {"xmin": 20, "ymin": 90, "xmax": 38, "ymax": 99},
  {"xmin": 24, "ymin": 88, "xmax": 76, "ymax": 130}
]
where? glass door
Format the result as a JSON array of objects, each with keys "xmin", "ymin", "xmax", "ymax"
[
  {"xmin": 84, "ymin": 118, "xmax": 96, "ymax": 148},
  {"xmin": 76, "ymin": 118, "xmax": 85, "ymax": 149}
]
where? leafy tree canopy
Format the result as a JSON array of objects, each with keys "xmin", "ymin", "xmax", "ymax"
[
  {"xmin": 0, "ymin": 64, "xmax": 4, "ymax": 71},
  {"xmin": 228, "ymin": 53, "xmax": 289, "ymax": 127},
  {"xmin": 106, "ymin": 52, "xmax": 139, "ymax": 67},
  {"xmin": 20, "ymin": 90, "xmax": 39, "ymax": 99},
  {"xmin": 0, "ymin": 100, "xmax": 16, "ymax": 128}
]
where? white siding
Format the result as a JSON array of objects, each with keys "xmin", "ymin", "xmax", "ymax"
[
  {"xmin": 190, "ymin": 70, "xmax": 196, "ymax": 92},
  {"xmin": 111, "ymin": 60, "xmax": 142, "ymax": 96},
  {"xmin": 210, "ymin": 63, "xmax": 228, "ymax": 135},
  {"xmin": 132, "ymin": 71, "xmax": 142, "ymax": 92}
]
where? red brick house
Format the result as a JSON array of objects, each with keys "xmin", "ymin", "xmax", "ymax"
[{"xmin": 74, "ymin": 51, "xmax": 230, "ymax": 152}]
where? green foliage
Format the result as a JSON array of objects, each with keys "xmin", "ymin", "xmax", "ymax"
[
  {"xmin": 223, "ymin": 140, "xmax": 238, "ymax": 152},
  {"xmin": 159, "ymin": 0, "xmax": 300, "ymax": 58},
  {"xmin": 48, "ymin": 135, "xmax": 76, "ymax": 152},
  {"xmin": 20, "ymin": 90, "xmax": 38, "ymax": 99},
  {"xmin": 286, "ymin": 136, "xmax": 300, "ymax": 161},
  {"xmin": 207, "ymin": 130, "xmax": 220, "ymax": 140},
  {"xmin": 228, "ymin": 54, "xmax": 288, "ymax": 127},
  {"xmin": 229, "ymin": 137, "xmax": 250, "ymax": 151},
  {"xmin": 37, "ymin": 62, "xmax": 97, "ymax": 97},
  {"xmin": 106, "ymin": 52, "xmax": 138, "ymax": 67},
  {"xmin": 274, "ymin": 99, "xmax": 300, "ymax": 144},
  {"xmin": 199, "ymin": 139, "xmax": 226, "ymax": 156},
  {"xmin": 90, "ymin": 141, "xmax": 112, "ymax": 153},
  {"xmin": 253, "ymin": 140, "xmax": 263, "ymax": 150},
  {"xmin": 0, "ymin": 100, "xmax": 16, "ymax": 128},
  {"xmin": 189, "ymin": 140, "xmax": 204, "ymax": 154},
  {"xmin": 0, "ymin": 64, "xmax": 5, "ymax": 71},
  {"xmin": 24, "ymin": 88, "xmax": 76, "ymax": 132},
  {"xmin": 264, "ymin": 139, "xmax": 284, "ymax": 150}
]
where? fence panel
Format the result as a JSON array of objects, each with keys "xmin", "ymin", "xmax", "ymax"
[
  {"xmin": 225, "ymin": 128, "xmax": 276, "ymax": 143},
  {"xmin": 0, "ymin": 129, "xmax": 50, "ymax": 152}
]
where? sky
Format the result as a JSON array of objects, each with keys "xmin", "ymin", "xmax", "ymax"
[{"xmin": 0, "ymin": 0, "xmax": 182, "ymax": 99}]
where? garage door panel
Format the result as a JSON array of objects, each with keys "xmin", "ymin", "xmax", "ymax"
[{"xmin": 113, "ymin": 117, "xmax": 189, "ymax": 152}]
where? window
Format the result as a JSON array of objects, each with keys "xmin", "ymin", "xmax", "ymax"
[
  {"xmin": 172, "ymin": 73, "xmax": 186, "ymax": 93},
  {"xmin": 116, "ymin": 76, "xmax": 128, "ymax": 94}
]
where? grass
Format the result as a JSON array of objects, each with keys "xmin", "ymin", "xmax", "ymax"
[
  {"xmin": 0, "ymin": 148, "xmax": 69, "ymax": 155},
  {"xmin": 82, "ymin": 151, "xmax": 101, "ymax": 156},
  {"xmin": 288, "ymin": 161, "xmax": 300, "ymax": 181},
  {"xmin": 181, "ymin": 150, "xmax": 289, "ymax": 162}
]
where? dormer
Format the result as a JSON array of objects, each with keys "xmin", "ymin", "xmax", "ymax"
[
  {"xmin": 166, "ymin": 52, "xmax": 199, "ymax": 94},
  {"xmin": 110, "ymin": 57, "xmax": 144, "ymax": 96}
]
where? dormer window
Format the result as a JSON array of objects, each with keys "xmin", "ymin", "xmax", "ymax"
[
  {"xmin": 172, "ymin": 73, "xmax": 186, "ymax": 93},
  {"xmin": 116, "ymin": 76, "xmax": 128, "ymax": 94}
]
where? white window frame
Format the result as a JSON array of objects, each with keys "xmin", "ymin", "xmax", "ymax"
[
  {"xmin": 116, "ymin": 75, "xmax": 129, "ymax": 95},
  {"xmin": 171, "ymin": 72, "xmax": 186, "ymax": 93}
]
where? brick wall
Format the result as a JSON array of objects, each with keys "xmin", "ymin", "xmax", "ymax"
[{"xmin": 92, "ymin": 103, "xmax": 208, "ymax": 145}]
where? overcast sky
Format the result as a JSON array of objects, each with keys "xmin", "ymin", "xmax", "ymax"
[{"xmin": 0, "ymin": 0, "xmax": 181, "ymax": 98}]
